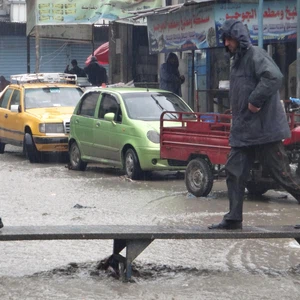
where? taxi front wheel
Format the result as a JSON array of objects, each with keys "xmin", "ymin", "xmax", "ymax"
[
  {"xmin": 24, "ymin": 133, "xmax": 41, "ymax": 163},
  {"xmin": 0, "ymin": 142, "xmax": 5, "ymax": 154}
]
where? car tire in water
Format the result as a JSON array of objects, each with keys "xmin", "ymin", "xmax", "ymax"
[
  {"xmin": 124, "ymin": 148, "xmax": 143, "ymax": 180},
  {"xmin": 69, "ymin": 141, "xmax": 87, "ymax": 171},
  {"xmin": 185, "ymin": 158, "xmax": 214, "ymax": 197},
  {"xmin": 296, "ymin": 162, "xmax": 300, "ymax": 176},
  {"xmin": 24, "ymin": 133, "xmax": 41, "ymax": 163},
  {"xmin": 0, "ymin": 141, "xmax": 5, "ymax": 154},
  {"xmin": 246, "ymin": 181, "xmax": 269, "ymax": 196}
]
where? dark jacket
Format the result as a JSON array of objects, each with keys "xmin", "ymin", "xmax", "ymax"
[
  {"xmin": 159, "ymin": 53, "xmax": 184, "ymax": 97},
  {"xmin": 84, "ymin": 62, "xmax": 107, "ymax": 86},
  {"xmin": 65, "ymin": 65, "xmax": 86, "ymax": 77},
  {"xmin": 220, "ymin": 20, "xmax": 290, "ymax": 147}
]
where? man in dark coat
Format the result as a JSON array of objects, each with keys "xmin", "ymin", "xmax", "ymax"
[
  {"xmin": 84, "ymin": 56, "xmax": 107, "ymax": 86},
  {"xmin": 64, "ymin": 59, "xmax": 86, "ymax": 77},
  {"xmin": 209, "ymin": 20, "xmax": 300, "ymax": 230},
  {"xmin": 159, "ymin": 52, "xmax": 185, "ymax": 97}
]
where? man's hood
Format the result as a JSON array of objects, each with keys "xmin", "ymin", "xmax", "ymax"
[{"xmin": 220, "ymin": 20, "xmax": 251, "ymax": 50}]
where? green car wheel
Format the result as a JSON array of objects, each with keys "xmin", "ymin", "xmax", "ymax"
[
  {"xmin": 69, "ymin": 141, "xmax": 87, "ymax": 171},
  {"xmin": 125, "ymin": 148, "xmax": 143, "ymax": 180}
]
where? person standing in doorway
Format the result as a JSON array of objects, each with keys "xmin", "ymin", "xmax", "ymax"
[
  {"xmin": 84, "ymin": 56, "xmax": 107, "ymax": 86},
  {"xmin": 159, "ymin": 52, "xmax": 185, "ymax": 97},
  {"xmin": 208, "ymin": 20, "xmax": 300, "ymax": 230}
]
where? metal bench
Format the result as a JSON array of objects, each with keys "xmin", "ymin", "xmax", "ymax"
[{"xmin": 1, "ymin": 225, "xmax": 300, "ymax": 281}]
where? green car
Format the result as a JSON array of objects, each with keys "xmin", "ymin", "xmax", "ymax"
[{"xmin": 68, "ymin": 87, "xmax": 193, "ymax": 179}]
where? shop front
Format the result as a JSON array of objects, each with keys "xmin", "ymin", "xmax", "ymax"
[{"xmin": 145, "ymin": 0, "xmax": 298, "ymax": 112}]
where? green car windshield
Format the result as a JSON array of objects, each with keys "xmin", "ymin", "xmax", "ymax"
[
  {"xmin": 25, "ymin": 87, "xmax": 83, "ymax": 109},
  {"xmin": 122, "ymin": 92, "xmax": 193, "ymax": 121}
]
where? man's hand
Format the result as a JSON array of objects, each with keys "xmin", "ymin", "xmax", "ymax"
[{"xmin": 248, "ymin": 103, "xmax": 261, "ymax": 113}]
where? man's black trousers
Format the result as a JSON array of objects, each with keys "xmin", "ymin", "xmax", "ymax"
[{"xmin": 224, "ymin": 141, "xmax": 300, "ymax": 222}]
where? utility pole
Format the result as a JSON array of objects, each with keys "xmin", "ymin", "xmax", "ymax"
[
  {"xmin": 258, "ymin": 0, "xmax": 264, "ymax": 48},
  {"xmin": 35, "ymin": 26, "xmax": 40, "ymax": 73}
]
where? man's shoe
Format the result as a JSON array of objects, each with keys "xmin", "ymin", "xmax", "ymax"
[
  {"xmin": 0, "ymin": 218, "xmax": 3, "ymax": 229},
  {"xmin": 208, "ymin": 219, "xmax": 242, "ymax": 230}
]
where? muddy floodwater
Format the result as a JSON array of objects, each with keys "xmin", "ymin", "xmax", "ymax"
[{"xmin": 0, "ymin": 146, "xmax": 300, "ymax": 300}]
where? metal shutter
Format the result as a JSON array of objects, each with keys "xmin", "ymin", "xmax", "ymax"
[
  {"xmin": 0, "ymin": 36, "xmax": 27, "ymax": 79},
  {"xmin": 0, "ymin": 36, "xmax": 105, "ymax": 79}
]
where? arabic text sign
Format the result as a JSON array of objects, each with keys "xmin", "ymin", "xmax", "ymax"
[
  {"xmin": 147, "ymin": 0, "xmax": 298, "ymax": 53},
  {"xmin": 215, "ymin": 1, "xmax": 297, "ymax": 45},
  {"xmin": 33, "ymin": 0, "xmax": 162, "ymax": 24},
  {"xmin": 147, "ymin": 5, "xmax": 215, "ymax": 54}
]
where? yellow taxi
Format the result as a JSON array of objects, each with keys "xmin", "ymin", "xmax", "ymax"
[{"xmin": 0, "ymin": 73, "xmax": 83, "ymax": 162}]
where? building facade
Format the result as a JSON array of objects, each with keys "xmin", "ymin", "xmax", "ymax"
[{"xmin": 0, "ymin": 0, "xmax": 108, "ymax": 80}]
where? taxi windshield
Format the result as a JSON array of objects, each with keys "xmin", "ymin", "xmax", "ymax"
[{"xmin": 25, "ymin": 87, "xmax": 83, "ymax": 109}]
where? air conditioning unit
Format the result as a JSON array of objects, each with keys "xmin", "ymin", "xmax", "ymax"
[{"xmin": 10, "ymin": 2, "xmax": 26, "ymax": 22}]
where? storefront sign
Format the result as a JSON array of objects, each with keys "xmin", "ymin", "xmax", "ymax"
[
  {"xmin": 27, "ymin": 0, "xmax": 163, "ymax": 39},
  {"xmin": 147, "ymin": 5, "xmax": 215, "ymax": 54},
  {"xmin": 147, "ymin": 0, "xmax": 298, "ymax": 53},
  {"xmin": 215, "ymin": 1, "xmax": 297, "ymax": 45}
]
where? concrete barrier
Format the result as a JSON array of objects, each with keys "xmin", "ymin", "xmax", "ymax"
[{"xmin": 1, "ymin": 225, "xmax": 299, "ymax": 281}]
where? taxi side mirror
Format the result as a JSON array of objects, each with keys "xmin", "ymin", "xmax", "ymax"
[{"xmin": 11, "ymin": 104, "xmax": 21, "ymax": 113}]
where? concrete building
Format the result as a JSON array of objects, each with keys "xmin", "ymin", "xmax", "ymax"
[{"xmin": 0, "ymin": 0, "xmax": 108, "ymax": 80}]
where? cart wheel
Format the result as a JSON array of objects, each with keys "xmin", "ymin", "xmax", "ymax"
[
  {"xmin": 185, "ymin": 158, "xmax": 214, "ymax": 197},
  {"xmin": 246, "ymin": 181, "xmax": 269, "ymax": 196}
]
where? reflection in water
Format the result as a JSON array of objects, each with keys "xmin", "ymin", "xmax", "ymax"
[{"xmin": 0, "ymin": 146, "xmax": 300, "ymax": 299}]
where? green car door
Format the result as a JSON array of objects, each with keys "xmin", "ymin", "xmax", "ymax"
[
  {"xmin": 92, "ymin": 93, "xmax": 121, "ymax": 164},
  {"xmin": 0, "ymin": 88, "xmax": 14, "ymax": 143},
  {"xmin": 71, "ymin": 91, "xmax": 99, "ymax": 157}
]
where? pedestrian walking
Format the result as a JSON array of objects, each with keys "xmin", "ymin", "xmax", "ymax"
[
  {"xmin": 159, "ymin": 52, "xmax": 185, "ymax": 97},
  {"xmin": 209, "ymin": 20, "xmax": 300, "ymax": 230},
  {"xmin": 84, "ymin": 56, "xmax": 107, "ymax": 86}
]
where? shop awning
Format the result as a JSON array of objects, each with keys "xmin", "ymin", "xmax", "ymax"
[
  {"xmin": 26, "ymin": 0, "xmax": 164, "ymax": 41},
  {"xmin": 85, "ymin": 42, "xmax": 109, "ymax": 65}
]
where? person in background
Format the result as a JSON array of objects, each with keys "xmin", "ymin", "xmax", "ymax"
[
  {"xmin": 159, "ymin": 52, "xmax": 185, "ymax": 97},
  {"xmin": 84, "ymin": 56, "xmax": 107, "ymax": 86},
  {"xmin": 0, "ymin": 76, "xmax": 10, "ymax": 92},
  {"xmin": 208, "ymin": 19, "xmax": 300, "ymax": 230},
  {"xmin": 0, "ymin": 218, "xmax": 3, "ymax": 229},
  {"xmin": 64, "ymin": 59, "xmax": 86, "ymax": 77}
]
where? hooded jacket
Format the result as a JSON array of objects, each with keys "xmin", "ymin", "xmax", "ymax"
[
  {"xmin": 159, "ymin": 52, "xmax": 184, "ymax": 97},
  {"xmin": 220, "ymin": 20, "xmax": 290, "ymax": 147}
]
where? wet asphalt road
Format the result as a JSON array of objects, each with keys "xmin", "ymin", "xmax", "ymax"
[{"xmin": 0, "ymin": 145, "xmax": 300, "ymax": 300}]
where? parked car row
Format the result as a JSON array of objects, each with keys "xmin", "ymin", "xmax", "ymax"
[{"xmin": 0, "ymin": 73, "xmax": 194, "ymax": 179}]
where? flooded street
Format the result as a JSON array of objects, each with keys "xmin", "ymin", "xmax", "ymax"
[{"xmin": 0, "ymin": 145, "xmax": 300, "ymax": 300}]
